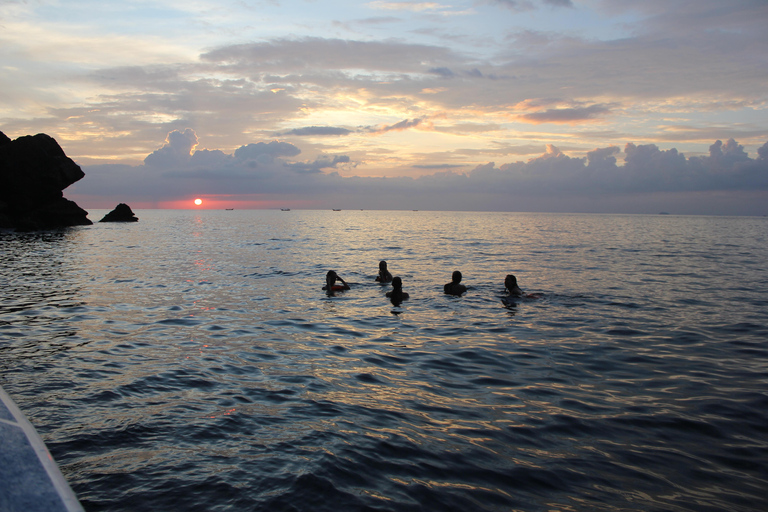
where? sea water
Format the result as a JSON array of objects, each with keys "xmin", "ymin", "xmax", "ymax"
[{"xmin": 1, "ymin": 210, "xmax": 767, "ymax": 511}]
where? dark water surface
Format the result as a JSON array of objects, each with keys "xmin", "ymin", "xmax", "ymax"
[{"xmin": 2, "ymin": 210, "xmax": 767, "ymax": 511}]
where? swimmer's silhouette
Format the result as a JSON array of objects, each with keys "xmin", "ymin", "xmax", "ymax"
[
  {"xmin": 444, "ymin": 270, "xmax": 467, "ymax": 296},
  {"xmin": 386, "ymin": 276, "xmax": 409, "ymax": 304},
  {"xmin": 502, "ymin": 274, "xmax": 542, "ymax": 304},
  {"xmin": 504, "ymin": 274, "xmax": 523, "ymax": 297},
  {"xmin": 323, "ymin": 270, "xmax": 350, "ymax": 293},
  {"xmin": 375, "ymin": 260, "xmax": 393, "ymax": 283}
]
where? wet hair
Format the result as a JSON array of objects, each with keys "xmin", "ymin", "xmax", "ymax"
[
  {"xmin": 392, "ymin": 276, "xmax": 402, "ymax": 289},
  {"xmin": 452, "ymin": 270, "xmax": 462, "ymax": 283},
  {"xmin": 505, "ymin": 274, "xmax": 517, "ymax": 288},
  {"xmin": 379, "ymin": 260, "xmax": 388, "ymax": 270}
]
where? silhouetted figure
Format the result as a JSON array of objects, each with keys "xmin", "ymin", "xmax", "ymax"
[
  {"xmin": 505, "ymin": 274, "xmax": 523, "ymax": 297},
  {"xmin": 375, "ymin": 260, "xmax": 393, "ymax": 283},
  {"xmin": 323, "ymin": 270, "xmax": 350, "ymax": 293},
  {"xmin": 386, "ymin": 276, "xmax": 410, "ymax": 304},
  {"xmin": 502, "ymin": 274, "xmax": 542, "ymax": 305},
  {"xmin": 444, "ymin": 270, "xmax": 467, "ymax": 296}
]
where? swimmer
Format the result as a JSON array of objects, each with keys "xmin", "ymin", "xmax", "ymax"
[
  {"xmin": 375, "ymin": 260, "xmax": 393, "ymax": 283},
  {"xmin": 502, "ymin": 274, "xmax": 542, "ymax": 304},
  {"xmin": 505, "ymin": 274, "xmax": 523, "ymax": 297},
  {"xmin": 444, "ymin": 270, "xmax": 467, "ymax": 296},
  {"xmin": 323, "ymin": 270, "xmax": 350, "ymax": 292},
  {"xmin": 386, "ymin": 276, "xmax": 410, "ymax": 303}
]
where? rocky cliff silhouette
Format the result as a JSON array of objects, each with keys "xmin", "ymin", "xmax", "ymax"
[{"xmin": 0, "ymin": 131, "xmax": 92, "ymax": 230}]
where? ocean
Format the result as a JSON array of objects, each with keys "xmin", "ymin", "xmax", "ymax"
[{"xmin": 1, "ymin": 210, "xmax": 767, "ymax": 511}]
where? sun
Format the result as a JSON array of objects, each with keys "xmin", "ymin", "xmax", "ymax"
[{"xmin": 194, "ymin": 198, "xmax": 203, "ymax": 206}]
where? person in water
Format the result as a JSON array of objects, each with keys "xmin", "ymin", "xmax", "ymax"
[
  {"xmin": 323, "ymin": 270, "xmax": 350, "ymax": 292},
  {"xmin": 504, "ymin": 274, "xmax": 523, "ymax": 297},
  {"xmin": 502, "ymin": 274, "xmax": 542, "ymax": 304},
  {"xmin": 386, "ymin": 276, "xmax": 409, "ymax": 303},
  {"xmin": 444, "ymin": 270, "xmax": 467, "ymax": 296},
  {"xmin": 375, "ymin": 260, "xmax": 393, "ymax": 283}
]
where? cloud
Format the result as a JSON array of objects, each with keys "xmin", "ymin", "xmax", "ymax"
[
  {"xmin": 412, "ymin": 163, "xmax": 467, "ymax": 169},
  {"xmin": 71, "ymin": 130, "xmax": 768, "ymax": 215},
  {"xmin": 357, "ymin": 16, "xmax": 402, "ymax": 25},
  {"xmin": 8, "ymin": 13, "xmax": 765, "ymax": 170},
  {"xmin": 286, "ymin": 155, "xmax": 351, "ymax": 174},
  {"xmin": 144, "ymin": 128, "xmax": 198, "ymax": 167},
  {"xmin": 429, "ymin": 67, "xmax": 455, "ymax": 78},
  {"xmin": 279, "ymin": 120, "xmax": 428, "ymax": 138},
  {"xmin": 758, "ymin": 142, "xmax": 768, "ymax": 161},
  {"xmin": 366, "ymin": 2, "xmax": 445, "ymax": 12},
  {"xmin": 365, "ymin": 1, "xmax": 474, "ymax": 15},
  {"xmin": 279, "ymin": 126, "xmax": 353, "ymax": 137},
  {"xmin": 485, "ymin": 0, "xmax": 573, "ymax": 12},
  {"xmin": 200, "ymin": 38, "xmax": 457, "ymax": 74},
  {"xmin": 517, "ymin": 104, "xmax": 612, "ymax": 124},
  {"xmin": 234, "ymin": 141, "xmax": 302, "ymax": 163},
  {"xmin": 5, "ymin": 0, "xmax": 767, "ymax": 215},
  {"xmin": 707, "ymin": 138, "xmax": 750, "ymax": 163},
  {"xmin": 369, "ymin": 117, "xmax": 429, "ymax": 134},
  {"xmin": 190, "ymin": 149, "xmax": 233, "ymax": 169}
]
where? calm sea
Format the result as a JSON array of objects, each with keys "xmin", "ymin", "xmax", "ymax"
[{"xmin": 1, "ymin": 210, "xmax": 767, "ymax": 511}]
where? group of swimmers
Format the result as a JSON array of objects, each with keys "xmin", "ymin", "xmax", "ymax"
[{"xmin": 323, "ymin": 260, "xmax": 534, "ymax": 304}]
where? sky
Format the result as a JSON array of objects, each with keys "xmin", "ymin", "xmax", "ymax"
[{"xmin": 2, "ymin": 0, "xmax": 767, "ymax": 214}]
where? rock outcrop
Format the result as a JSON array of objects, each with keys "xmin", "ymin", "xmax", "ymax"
[
  {"xmin": 0, "ymin": 131, "xmax": 92, "ymax": 230},
  {"xmin": 99, "ymin": 203, "xmax": 138, "ymax": 222}
]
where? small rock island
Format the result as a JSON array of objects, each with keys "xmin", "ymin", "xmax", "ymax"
[
  {"xmin": 100, "ymin": 203, "xmax": 139, "ymax": 222},
  {"xmin": 0, "ymin": 131, "xmax": 92, "ymax": 230}
]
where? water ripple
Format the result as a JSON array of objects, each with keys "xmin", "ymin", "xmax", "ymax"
[{"xmin": 2, "ymin": 211, "xmax": 768, "ymax": 511}]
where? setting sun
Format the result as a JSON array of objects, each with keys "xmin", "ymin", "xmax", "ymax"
[{"xmin": 194, "ymin": 198, "xmax": 203, "ymax": 206}]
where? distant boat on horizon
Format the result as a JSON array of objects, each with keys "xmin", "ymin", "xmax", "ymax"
[
  {"xmin": 332, "ymin": 209, "xmax": 341, "ymax": 211},
  {"xmin": 225, "ymin": 208, "xmax": 234, "ymax": 210},
  {"xmin": 280, "ymin": 208, "xmax": 290, "ymax": 211}
]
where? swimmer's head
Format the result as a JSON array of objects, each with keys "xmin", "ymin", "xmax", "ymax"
[
  {"xmin": 379, "ymin": 260, "xmax": 388, "ymax": 270},
  {"xmin": 392, "ymin": 276, "xmax": 402, "ymax": 289},
  {"xmin": 326, "ymin": 270, "xmax": 338, "ymax": 283},
  {"xmin": 505, "ymin": 274, "xmax": 518, "ymax": 289},
  {"xmin": 452, "ymin": 270, "xmax": 462, "ymax": 283}
]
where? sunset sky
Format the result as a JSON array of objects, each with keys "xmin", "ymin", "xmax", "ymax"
[{"xmin": 2, "ymin": 0, "xmax": 767, "ymax": 214}]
